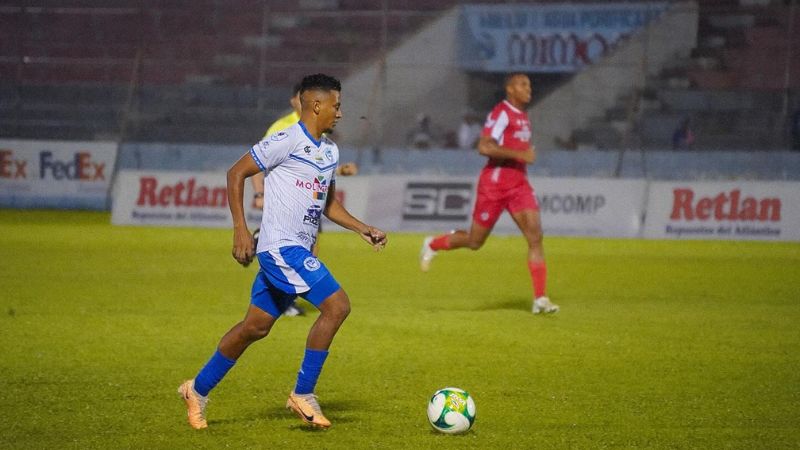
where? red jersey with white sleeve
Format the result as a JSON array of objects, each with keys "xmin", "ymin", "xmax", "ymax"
[
  {"xmin": 472, "ymin": 99, "xmax": 539, "ymax": 227},
  {"xmin": 482, "ymin": 99, "xmax": 531, "ymax": 175}
]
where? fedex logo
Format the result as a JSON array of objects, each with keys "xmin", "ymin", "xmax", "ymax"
[
  {"xmin": 0, "ymin": 149, "xmax": 27, "ymax": 179},
  {"xmin": 670, "ymin": 188, "xmax": 781, "ymax": 222},
  {"xmin": 39, "ymin": 151, "xmax": 105, "ymax": 181}
]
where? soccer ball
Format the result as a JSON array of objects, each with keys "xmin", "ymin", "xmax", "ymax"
[{"xmin": 426, "ymin": 387, "xmax": 476, "ymax": 434}]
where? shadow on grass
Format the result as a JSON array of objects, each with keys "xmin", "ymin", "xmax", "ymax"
[
  {"xmin": 266, "ymin": 399, "xmax": 363, "ymax": 424},
  {"xmin": 472, "ymin": 296, "xmax": 530, "ymax": 311},
  {"xmin": 206, "ymin": 398, "xmax": 362, "ymax": 429},
  {"xmin": 422, "ymin": 296, "xmax": 542, "ymax": 313},
  {"xmin": 428, "ymin": 429, "xmax": 478, "ymax": 437}
]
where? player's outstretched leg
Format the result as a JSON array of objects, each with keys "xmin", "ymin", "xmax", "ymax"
[
  {"xmin": 420, "ymin": 225, "xmax": 491, "ymax": 272},
  {"xmin": 178, "ymin": 305, "xmax": 276, "ymax": 429}
]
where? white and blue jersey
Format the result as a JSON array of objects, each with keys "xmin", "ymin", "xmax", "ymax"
[
  {"xmin": 250, "ymin": 121, "xmax": 339, "ymax": 253},
  {"xmin": 248, "ymin": 121, "xmax": 341, "ymax": 313}
]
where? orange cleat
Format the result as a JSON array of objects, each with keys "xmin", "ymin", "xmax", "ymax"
[
  {"xmin": 177, "ymin": 379, "xmax": 208, "ymax": 429},
  {"xmin": 286, "ymin": 391, "xmax": 331, "ymax": 429}
]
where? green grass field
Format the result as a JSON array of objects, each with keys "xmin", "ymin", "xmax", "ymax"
[{"xmin": 1, "ymin": 209, "xmax": 799, "ymax": 449}]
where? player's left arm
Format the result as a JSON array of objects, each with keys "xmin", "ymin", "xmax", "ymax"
[{"xmin": 323, "ymin": 182, "xmax": 387, "ymax": 251}]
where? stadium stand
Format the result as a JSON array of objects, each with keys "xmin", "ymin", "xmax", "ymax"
[
  {"xmin": 1, "ymin": 0, "xmax": 797, "ymax": 150},
  {"xmin": 0, "ymin": 1, "xmax": 464, "ymax": 142},
  {"xmin": 568, "ymin": 0, "xmax": 799, "ymax": 151}
]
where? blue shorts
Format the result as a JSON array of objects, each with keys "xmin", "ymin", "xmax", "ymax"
[{"xmin": 250, "ymin": 246, "xmax": 340, "ymax": 318}]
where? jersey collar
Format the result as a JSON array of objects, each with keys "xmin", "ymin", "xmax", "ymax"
[
  {"xmin": 503, "ymin": 100, "xmax": 523, "ymax": 114},
  {"xmin": 298, "ymin": 121, "xmax": 322, "ymax": 147}
]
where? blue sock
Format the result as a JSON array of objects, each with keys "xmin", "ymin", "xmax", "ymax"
[
  {"xmin": 194, "ymin": 350, "xmax": 236, "ymax": 396},
  {"xmin": 294, "ymin": 349, "xmax": 329, "ymax": 395}
]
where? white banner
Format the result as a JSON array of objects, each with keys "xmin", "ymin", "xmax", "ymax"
[
  {"xmin": 112, "ymin": 171, "xmax": 256, "ymax": 228},
  {"xmin": 364, "ymin": 175, "xmax": 645, "ymax": 238},
  {"xmin": 0, "ymin": 139, "xmax": 118, "ymax": 209},
  {"xmin": 114, "ymin": 173, "xmax": 800, "ymax": 241},
  {"xmin": 321, "ymin": 176, "xmax": 370, "ymax": 231},
  {"xmin": 112, "ymin": 170, "xmax": 367, "ymax": 230},
  {"xmin": 365, "ymin": 176, "xmax": 471, "ymax": 232},
  {"xmin": 643, "ymin": 181, "xmax": 800, "ymax": 241},
  {"xmin": 498, "ymin": 177, "xmax": 646, "ymax": 237}
]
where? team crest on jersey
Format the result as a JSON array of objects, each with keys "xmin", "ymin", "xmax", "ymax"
[
  {"xmin": 271, "ymin": 131, "xmax": 289, "ymax": 142},
  {"xmin": 303, "ymin": 256, "xmax": 321, "ymax": 271},
  {"xmin": 324, "ymin": 147, "xmax": 333, "ymax": 161}
]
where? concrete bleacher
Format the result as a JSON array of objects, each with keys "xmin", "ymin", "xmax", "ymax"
[
  {"xmin": 0, "ymin": 1, "xmax": 455, "ymax": 87},
  {"xmin": 567, "ymin": 0, "xmax": 798, "ymax": 151},
  {"xmin": 689, "ymin": 0, "xmax": 799, "ymax": 90},
  {"xmin": 0, "ymin": 1, "xmax": 462, "ymax": 143},
  {"xmin": 3, "ymin": 0, "xmax": 797, "ymax": 150}
]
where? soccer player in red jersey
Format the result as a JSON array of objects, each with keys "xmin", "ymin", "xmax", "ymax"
[{"xmin": 419, "ymin": 73, "xmax": 559, "ymax": 314}]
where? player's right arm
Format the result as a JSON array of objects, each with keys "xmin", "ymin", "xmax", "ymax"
[
  {"xmin": 477, "ymin": 136, "xmax": 535, "ymax": 163},
  {"xmin": 227, "ymin": 153, "xmax": 261, "ymax": 266}
]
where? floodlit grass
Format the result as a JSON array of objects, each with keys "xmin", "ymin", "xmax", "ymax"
[{"xmin": 1, "ymin": 209, "xmax": 799, "ymax": 449}]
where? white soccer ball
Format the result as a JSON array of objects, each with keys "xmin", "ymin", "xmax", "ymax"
[{"xmin": 426, "ymin": 387, "xmax": 476, "ymax": 434}]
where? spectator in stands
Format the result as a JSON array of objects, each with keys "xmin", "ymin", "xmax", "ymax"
[
  {"xmin": 672, "ymin": 117, "xmax": 695, "ymax": 150},
  {"xmin": 457, "ymin": 110, "xmax": 483, "ymax": 150},
  {"xmin": 791, "ymin": 107, "xmax": 800, "ymax": 151},
  {"xmin": 407, "ymin": 113, "xmax": 436, "ymax": 149}
]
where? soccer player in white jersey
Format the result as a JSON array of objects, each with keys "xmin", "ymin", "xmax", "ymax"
[
  {"xmin": 178, "ymin": 74, "xmax": 388, "ymax": 430},
  {"xmin": 250, "ymin": 82, "xmax": 359, "ymax": 317}
]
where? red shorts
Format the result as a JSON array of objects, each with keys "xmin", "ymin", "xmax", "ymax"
[{"xmin": 472, "ymin": 168, "xmax": 539, "ymax": 228}]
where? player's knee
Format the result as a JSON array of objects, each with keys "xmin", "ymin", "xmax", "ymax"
[
  {"xmin": 322, "ymin": 294, "xmax": 351, "ymax": 322},
  {"xmin": 242, "ymin": 321, "xmax": 270, "ymax": 341},
  {"xmin": 467, "ymin": 239, "xmax": 485, "ymax": 251},
  {"xmin": 332, "ymin": 299, "xmax": 351, "ymax": 321}
]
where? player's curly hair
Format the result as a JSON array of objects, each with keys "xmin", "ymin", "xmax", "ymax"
[{"xmin": 299, "ymin": 73, "xmax": 341, "ymax": 94}]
